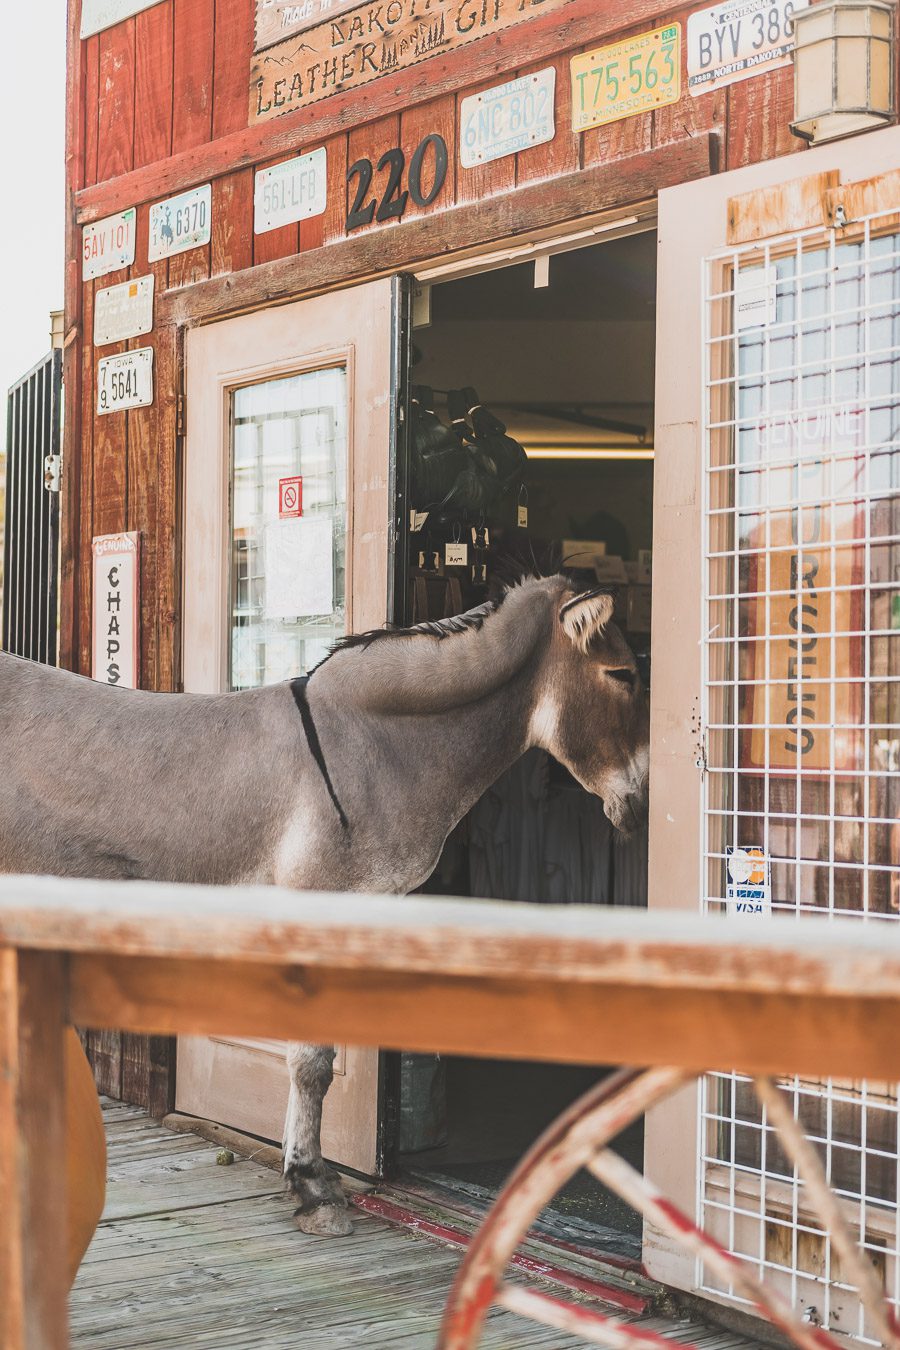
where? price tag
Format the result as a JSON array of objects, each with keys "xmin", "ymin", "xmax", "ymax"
[
  {"xmin": 149, "ymin": 185, "xmax": 212, "ymax": 262},
  {"xmin": 445, "ymin": 542, "xmax": 468, "ymax": 566},
  {"xmin": 97, "ymin": 348, "xmax": 154, "ymax": 415},
  {"xmin": 410, "ymin": 510, "xmax": 429, "ymax": 532},
  {"xmin": 571, "ymin": 24, "xmax": 681, "ymax": 132},
  {"xmin": 518, "ymin": 504, "xmax": 529, "ymax": 528}
]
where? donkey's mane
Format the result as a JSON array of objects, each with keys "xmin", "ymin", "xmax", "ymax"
[{"xmin": 331, "ymin": 597, "xmax": 502, "ymax": 654}]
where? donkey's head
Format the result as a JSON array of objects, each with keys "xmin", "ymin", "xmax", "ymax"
[{"xmin": 533, "ymin": 585, "xmax": 650, "ymax": 834}]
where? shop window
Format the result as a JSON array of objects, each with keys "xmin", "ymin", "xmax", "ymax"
[
  {"xmin": 229, "ymin": 366, "xmax": 347, "ymax": 690},
  {"xmin": 701, "ymin": 220, "xmax": 900, "ymax": 1335}
]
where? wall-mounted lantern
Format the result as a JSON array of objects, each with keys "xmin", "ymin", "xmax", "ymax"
[{"xmin": 791, "ymin": 0, "xmax": 895, "ymax": 144}]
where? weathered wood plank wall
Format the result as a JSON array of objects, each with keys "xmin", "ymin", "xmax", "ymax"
[{"xmin": 64, "ymin": 0, "xmax": 817, "ymax": 1110}]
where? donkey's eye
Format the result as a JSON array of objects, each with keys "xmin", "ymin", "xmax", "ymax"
[{"xmin": 606, "ymin": 668, "xmax": 635, "ymax": 687}]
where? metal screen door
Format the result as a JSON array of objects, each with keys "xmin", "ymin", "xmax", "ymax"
[
  {"xmin": 3, "ymin": 349, "xmax": 61, "ymax": 664},
  {"xmin": 701, "ymin": 208, "xmax": 900, "ymax": 1340}
]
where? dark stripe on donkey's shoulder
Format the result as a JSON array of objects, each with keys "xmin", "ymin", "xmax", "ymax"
[{"xmin": 290, "ymin": 677, "xmax": 350, "ymax": 833}]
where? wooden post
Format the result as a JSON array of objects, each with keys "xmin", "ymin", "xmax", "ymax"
[{"xmin": 0, "ymin": 949, "xmax": 70, "ymax": 1350}]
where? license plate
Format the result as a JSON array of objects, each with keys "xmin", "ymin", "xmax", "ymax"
[
  {"xmin": 94, "ymin": 274, "xmax": 155, "ymax": 347},
  {"xmin": 254, "ymin": 148, "xmax": 327, "ymax": 234},
  {"xmin": 82, "ymin": 208, "xmax": 136, "ymax": 282},
  {"xmin": 459, "ymin": 68, "xmax": 556, "ymax": 168},
  {"xmin": 571, "ymin": 24, "xmax": 681, "ymax": 133},
  {"xmin": 149, "ymin": 185, "xmax": 211, "ymax": 262},
  {"xmin": 97, "ymin": 348, "xmax": 154, "ymax": 415},
  {"xmin": 687, "ymin": 0, "xmax": 805, "ymax": 95}
]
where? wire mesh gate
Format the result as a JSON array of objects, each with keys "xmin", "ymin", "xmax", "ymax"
[
  {"xmin": 3, "ymin": 349, "xmax": 62, "ymax": 664},
  {"xmin": 701, "ymin": 205, "xmax": 900, "ymax": 1340}
]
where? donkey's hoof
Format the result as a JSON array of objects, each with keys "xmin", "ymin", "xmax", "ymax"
[{"xmin": 294, "ymin": 1202, "xmax": 354, "ymax": 1237}]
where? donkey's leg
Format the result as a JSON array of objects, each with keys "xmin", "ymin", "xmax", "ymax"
[{"xmin": 283, "ymin": 1042, "xmax": 353, "ymax": 1236}]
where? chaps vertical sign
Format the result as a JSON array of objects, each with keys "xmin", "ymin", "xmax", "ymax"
[{"xmin": 93, "ymin": 532, "xmax": 140, "ymax": 689}]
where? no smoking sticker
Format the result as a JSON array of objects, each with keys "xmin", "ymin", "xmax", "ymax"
[{"xmin": 279, "ymin": 476, "xmax": 303, "ymax": 518}]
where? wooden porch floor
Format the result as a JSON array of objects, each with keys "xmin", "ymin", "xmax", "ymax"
[{"xmin": 70, "ymin": 1101, "xmax": 761, "ymax": 1349}]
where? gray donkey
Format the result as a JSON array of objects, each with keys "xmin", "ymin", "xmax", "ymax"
[{"xmin": 0, "ymin": 574, "xmax": 649, "ymax": 1236}]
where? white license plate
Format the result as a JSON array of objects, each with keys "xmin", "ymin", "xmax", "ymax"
[
  {"xmin": 254, "ymin": 148, "xmax": 327, "ymax": 234},
  {"xmin": 149, "ymin": 184, "xmax": 212, "ymax": 261},
  {"xmin": 97, "ymin": 348, "xmax": 154, "ymax": 415},
  {"xmin": 687, "ymin": 0, "xmax": 807, "ymax": 94},
  {"xmin": 82, "ymin": 208, "xmax": 137, "ymax": 282},
  {"xmin": 460, "ymin": 68, "xmax": 556, "ymax": 169},
  {"xmin": 94, "ymin": 274, "xmax": 155, "ymax": 347}
]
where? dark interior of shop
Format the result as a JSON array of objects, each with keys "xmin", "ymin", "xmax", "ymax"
[{"xmin": 394, "ymin": 231, "xmax": 657, "ymax": 1246}]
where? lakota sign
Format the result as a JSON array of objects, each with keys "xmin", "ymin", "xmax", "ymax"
[{"xmin": 250, "ymin": 0, "xmax": 567, "ymax": 123}]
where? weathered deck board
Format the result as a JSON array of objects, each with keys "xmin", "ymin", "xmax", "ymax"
[{"xmin": 70, "ymin": 1106, "xmax": 758, "ymax": 1350}]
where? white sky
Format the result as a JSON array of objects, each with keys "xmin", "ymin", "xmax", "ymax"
[{"xmin": 0, "ymin": 4, "xmax": 67, "ymax": 450}]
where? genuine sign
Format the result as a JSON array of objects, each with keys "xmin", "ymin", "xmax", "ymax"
[
  {"xmin": 251, "ymin": 0, "xmax": 569, "ymax": 123},
  {"xmin": 255, "ymin": 149, "xmax": 327, "ymax": 233},
  {"xmin": 571, "ymin": 24, "xmax": 681, "ymax": 133},
  {"xmin": 149, "ymin": 185, "xmax": 212, "ymax": 262},
  {"xmin": 83, "ymin": 209, "xmax": 137, "ymax": 282},
  {"xmin": 460, "ymin": 69, "xmax": 555, "ymax": 168},
  {"xmin": 81, "ymin": 0, "xmax": 164, "ymax": 37},
  {"xmin": 92, "ymin": 532, "xmax": 140, "ymax": 689},
  {"xmin": 94, "ymin": 275, "xmax": 155, "ymax": 347},
  {"xmin": 97, "ymin": 348, "xmax": 154, "ymax": 415},
  {"xmin": 255, "ymin": 0, "xmax": 361, "ymax": 50},
  {"xmin": 687, "ymin": 0, "xmax": 806, "ymax": 95}
]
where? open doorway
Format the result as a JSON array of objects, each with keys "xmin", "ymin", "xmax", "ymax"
[{"xmin": 393, "ymin": 230, "xmax": 657, "ymax": 1253}]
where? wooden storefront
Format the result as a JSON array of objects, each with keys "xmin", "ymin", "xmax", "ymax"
[{"xmin": 64, "ymin": 0, "xmax": 900, "ymax": 1335}]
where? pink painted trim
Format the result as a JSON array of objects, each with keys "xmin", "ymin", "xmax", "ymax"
[{"xmin": 353, "ymin": 1192, "xmax": 648, "ymax": 1316}]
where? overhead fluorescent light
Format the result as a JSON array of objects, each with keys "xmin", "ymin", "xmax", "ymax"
[{"xmin": 525, "ymin": 446, "xmax": 655, "ymax": 461}]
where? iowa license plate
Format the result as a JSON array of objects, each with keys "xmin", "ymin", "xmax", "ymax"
[
  {"xmin": 97, "ymin": 348, "xmax": 154, "ymax": 415},
  {"xmin": 571, "ymin": 24, "xmax": 681, "ymax": 132}
]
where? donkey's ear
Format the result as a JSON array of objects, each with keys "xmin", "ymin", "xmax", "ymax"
[{"xmin": 559, "ymin": 588, "xmax": 615, "ymax": 652}]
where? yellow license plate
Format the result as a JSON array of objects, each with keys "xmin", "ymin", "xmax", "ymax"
[{"xmin": 571, "ymin": 24, "xmax": 681, "ymax": 132}]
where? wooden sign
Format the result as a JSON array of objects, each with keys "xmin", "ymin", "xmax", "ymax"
[
  {"xmin": 745, "ymin": 408, "xmax": 864, "ymax": 773},
  {"xmin": 255, "ymin": 0, "xmax": 361, "ymax": 51},
  {"xmin": 251, "ymin": 0, "xmax": 568, "ymax": 123},
  {"xmin": 92, "ymin": 532, "xmax": 140, "ymax": 689}
]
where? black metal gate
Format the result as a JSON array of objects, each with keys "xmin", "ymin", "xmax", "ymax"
[{"xmin": 2, "ymin": 349, "xmax": 62, "ymax": 664}]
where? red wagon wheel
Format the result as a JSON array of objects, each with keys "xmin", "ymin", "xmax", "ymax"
[{"xmin": 438, "ymin": 1066, "xmax": 900, "ymax": 1350}]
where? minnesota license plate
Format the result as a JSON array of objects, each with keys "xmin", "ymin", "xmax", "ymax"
[
  {"xmin": 571, "ymin": 24, "xmax": 681, "ymax": 132},
  {"xmin": 97, "ymin": 348, "xmax": 154, "ymax": 415}
]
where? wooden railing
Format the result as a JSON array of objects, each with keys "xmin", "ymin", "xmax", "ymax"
[{"xmin": 3, "ymin": 873, "xmax": 900, "ymax": 1348}]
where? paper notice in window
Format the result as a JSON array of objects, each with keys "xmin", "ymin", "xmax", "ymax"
[{"xmin": 264, "ymin": 516, "xmax": 334, "ymax": 619}]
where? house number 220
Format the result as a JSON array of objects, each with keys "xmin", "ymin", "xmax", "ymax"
[{"xmin": 346, "ymin": 134, "xmax": 448, "ymax": 231}]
